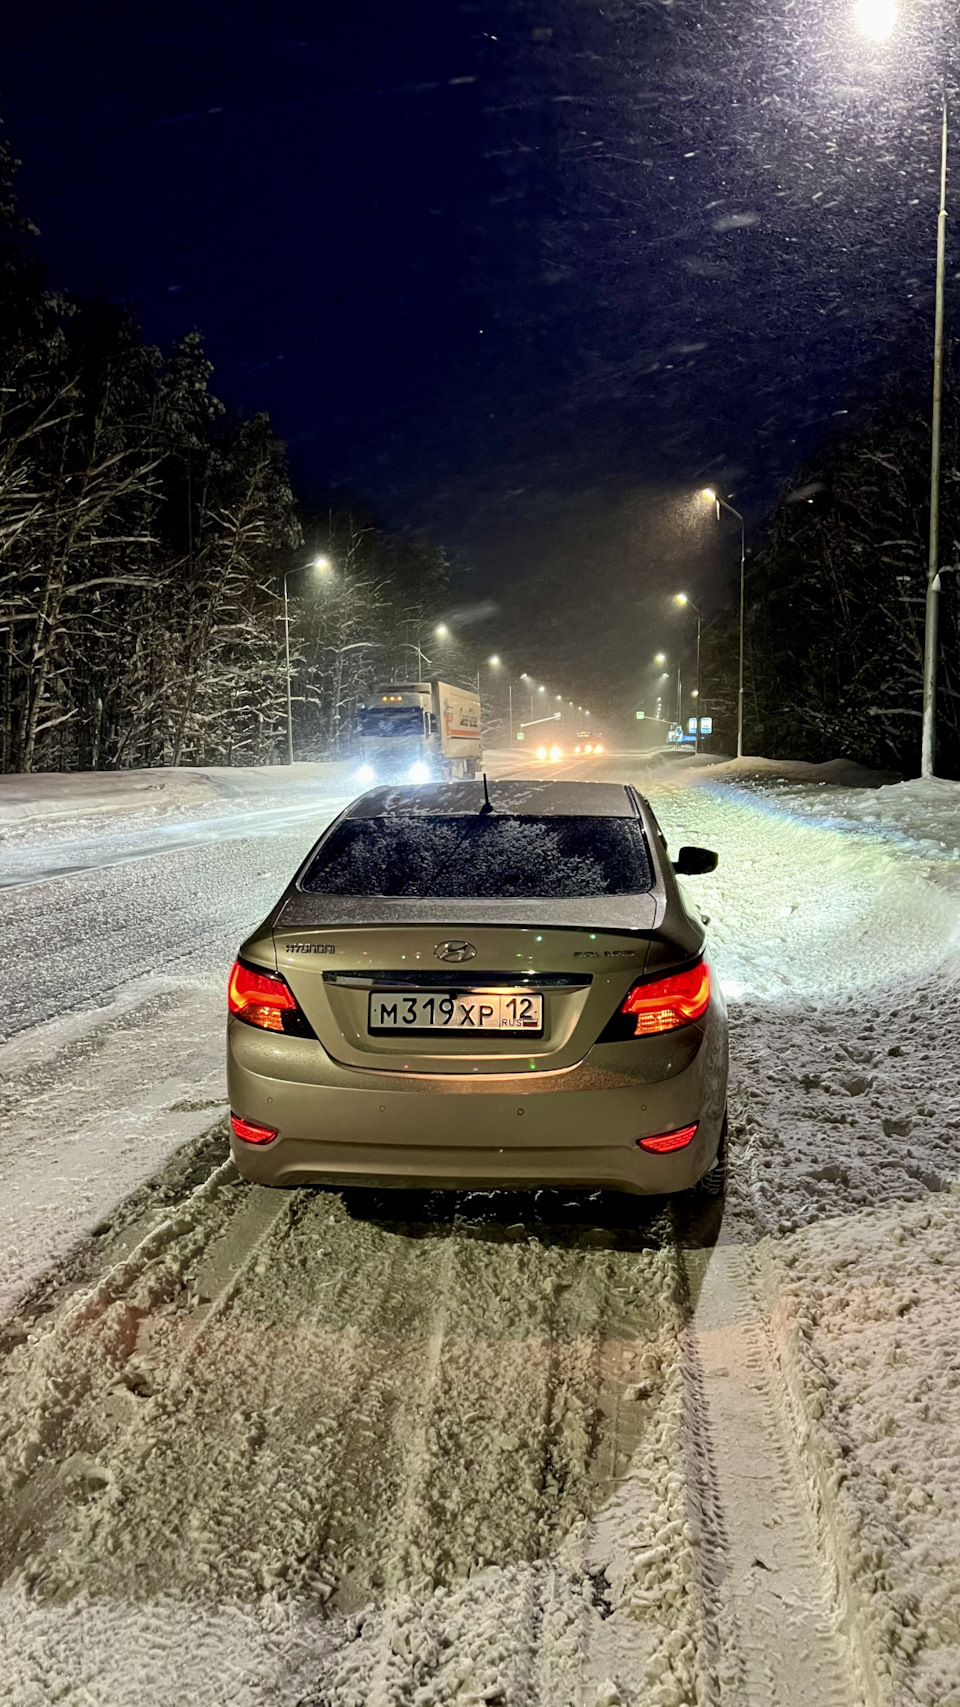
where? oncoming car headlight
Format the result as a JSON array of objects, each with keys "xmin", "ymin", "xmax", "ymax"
[{"xmin": 549, "ymin": 745, "xmax": 563, "ymax": 761}]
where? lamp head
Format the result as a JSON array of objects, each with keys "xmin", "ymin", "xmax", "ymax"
[{"xmin": 853, "ymin": 0, "xmax": 897, "ymax": 40}]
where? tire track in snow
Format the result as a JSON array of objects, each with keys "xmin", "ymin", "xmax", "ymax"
[
  {"xmin": 317, "ymin": 1202, "xmax": 695, "ymax": 1707},
  {"xmin": 679, "ymin": 1237, "xmax": 872, "ymax": 1707},
  {"xmin": 0, "ymin": 1150, "xmax": 254, "ymax": 1590},
  {"xmin": 0, "ymin": 1168, "xmax": 707, "ymax": 1705}
]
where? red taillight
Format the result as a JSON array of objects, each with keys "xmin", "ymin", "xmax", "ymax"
[
  {"xmin": 228, "ymin": 959, "xmax": 298, "ymax": 1033},
  {"xmin": 231, "ymin": 1112, "xmax": 278, "ymax": 1145},
  {"xmin": 620, "ymin": 960, "xmax": 710, "ymax": 1036},
  {"xmin": 638, "ymin": 1123, "xmax": 698, "ymax": 1154}
]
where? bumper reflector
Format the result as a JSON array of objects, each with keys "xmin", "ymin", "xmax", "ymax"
[
  {"xmin": 231, "ymin": 1112, "xmax": 278, "ymax": 1145},
  {"xmin": 638, "ymin": 1123, "xmax": 698, "ymax": 1154}
]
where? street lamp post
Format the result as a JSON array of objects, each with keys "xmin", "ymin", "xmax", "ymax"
[
  {"xmin": 476, "ymin": 655, "xmax": 502, "ymax": 735},
  {"xmin": 283, "ymin": 573, "xmax": 294, "ymax": 766},
  {"xmin": 283, "ymin": 555, "xmax": 331, "ymax": 765},
  {"xmin": 852, "ymin": 8, "xmax": 948, "ymax": 773},
  {"xmin": 702, "ymin": 489, "xmax": 746, "ymax": 758},
  {"xmin": 922, "ymin": 87, "xmax": 949, "ymax": 778},
  {"xmin": 674, "ymin": 594, "xmax": 702, "ymax": 751}
]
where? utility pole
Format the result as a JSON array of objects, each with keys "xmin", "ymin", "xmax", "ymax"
[
  {"xmin": 694, "ymin": 609, "xmax": 701, "ymax": 754},
  {"xmin": 705, "ymin": 493, "xmax": 747, "ymax": 759},
  {"xmin": 922, "ymin": 86, "xmax": 949, "ymax": 779}
]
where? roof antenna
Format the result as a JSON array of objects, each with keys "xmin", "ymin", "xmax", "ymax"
[{"xmin": 479, "ymin": 771, "xmax": 495, "ymax": 815}]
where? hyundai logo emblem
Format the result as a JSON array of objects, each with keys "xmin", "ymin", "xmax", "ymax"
[{"xmin": 435, "ymin": 940, "xmax": 477, "ymax": 963}]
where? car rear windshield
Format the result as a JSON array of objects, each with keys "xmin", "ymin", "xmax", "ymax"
[{"xmin": 300, "ymin": 814, "xmax": 653, "ymax": 899}]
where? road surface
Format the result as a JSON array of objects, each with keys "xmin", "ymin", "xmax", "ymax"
[{"xmin": 2, "ymin": 752, "xmax": 959, "ymax": 1706}]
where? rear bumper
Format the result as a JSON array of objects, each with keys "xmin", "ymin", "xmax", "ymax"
[{"xmin": 227, "ymin": 1007, "xmax": 727, "ymax": 1195}]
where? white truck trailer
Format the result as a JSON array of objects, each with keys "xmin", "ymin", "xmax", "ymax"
[{"xmin": 356, "ymin": 680, "xmax": 482, "ymax": 786}]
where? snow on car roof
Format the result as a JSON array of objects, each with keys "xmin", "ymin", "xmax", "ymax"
[{"xmin": 347, "ymin": 780, "xmax": 637, "ymax": 819}]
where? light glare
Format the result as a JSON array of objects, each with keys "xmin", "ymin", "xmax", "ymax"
[{"xmin": 854, "ymin": 0, "xmax": 896, "ymax": 40}]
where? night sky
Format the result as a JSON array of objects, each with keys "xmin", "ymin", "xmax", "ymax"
[{"xmin": 1, "ymin": 0, "xmax": 952, "ymax": 714}]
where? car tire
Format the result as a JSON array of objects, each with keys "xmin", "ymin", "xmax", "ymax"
[{"xmin": 693, "ymin": 1110, "xmax": 727, "ymax": 1199}]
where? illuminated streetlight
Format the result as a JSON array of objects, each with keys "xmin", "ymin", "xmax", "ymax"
[
  {"xmin": 283, "ymin": 555, "xmax": 334, "ymax": 765},
  {"xmin": 434, "ymin": 623, "xmax": 450, "ymax": 639},
  {"xmin": 673, "ymin": 593, "xmax": 702, "ymax": 753},
  {"xmin": 654, "ymin": 652, "xmax": 666, "ymax": 664},
  {"xmin": 488, "ymin": 654, "xmax": 501, "ymax": 667},
  {"xmin": 701, "ymin": 487, "xmax": 746, "ymax": 758},
  {"xmin": 538, "ymin": 684, "xmax": 546, "ymax": 694},
  {"xmin": 853, "ymin": 0, "xmax": 896, "ymax": 41},
  {"xmin": 850, "ymin": 3, "xmax": 944, "ymax": 773}
]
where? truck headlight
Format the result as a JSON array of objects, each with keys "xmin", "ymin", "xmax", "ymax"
[
  {"xmin": 356, "ymin": 763, "xmax": 376, "ymax": 785},
  {"xmin": 407, "ymin": 761, "xmax": 430, "ymax": 784}
]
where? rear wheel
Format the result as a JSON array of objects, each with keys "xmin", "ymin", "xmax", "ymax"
[{"xmin": 693, "ymin": 1110, "xmax": 727, "ymax": 1199}]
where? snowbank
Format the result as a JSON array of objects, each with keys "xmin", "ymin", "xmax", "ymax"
[
  {"xmin": 711, "ymin": 754, "xmax": 900, "ymax": 787},
  {"xmin": 768, "ymin": 1195, "xmax": 960, "ymax": 1706},
  {"xmin": 699, "ymin": 759, "xmax": 960, "ymax": 863},
  {"xmin": 0, "ymin": 761, "xmax": 355, "ymax": 837}
]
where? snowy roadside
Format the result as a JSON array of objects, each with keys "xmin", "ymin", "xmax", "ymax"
[
  {"xmin": 0, "ymin": 760, "xmax": 356, "ymax": 847},
  {"xmin": 761, "ymin": 1198, "xmax": 960, "ymax": 1707},
  {"xmin": 671, "ymin": 772, "xmax": 960, "ymax": 1705},
  {"xmin": 701, "ymin": 757, "xmax": 960, "ymax": 863}
]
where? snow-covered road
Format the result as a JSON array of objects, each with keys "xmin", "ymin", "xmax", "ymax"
[{"xmin": 2, "ymin": 756, "xmax": 960, "ymax": 1706}]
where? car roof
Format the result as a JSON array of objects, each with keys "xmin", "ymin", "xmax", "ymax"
[{"xmin": 346, "ymin": 779, "xmax": 638, "ymax": 819}]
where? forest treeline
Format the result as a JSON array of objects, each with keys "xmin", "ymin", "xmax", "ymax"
[
  {"xmin": 699, "ymin": 365, "xmax": 960, "ymax": 779},
  {"xmin": 0, "ymin": 129, "xmax": 450, "ymax": 773}
]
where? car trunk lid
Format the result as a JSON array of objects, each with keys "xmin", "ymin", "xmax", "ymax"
[{"xmin": 272, "ymin": 916, "xmax": 653, "ymax": 1075}]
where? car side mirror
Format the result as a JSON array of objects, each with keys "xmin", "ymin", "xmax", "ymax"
[{"xmin": 672, "ymin": 845, "xmax": 718, "ymax": 875}]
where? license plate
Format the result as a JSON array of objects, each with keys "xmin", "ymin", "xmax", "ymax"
[{"xmin": 368, "ymin": 990, "xmax": 543, "ymax": 1033}]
